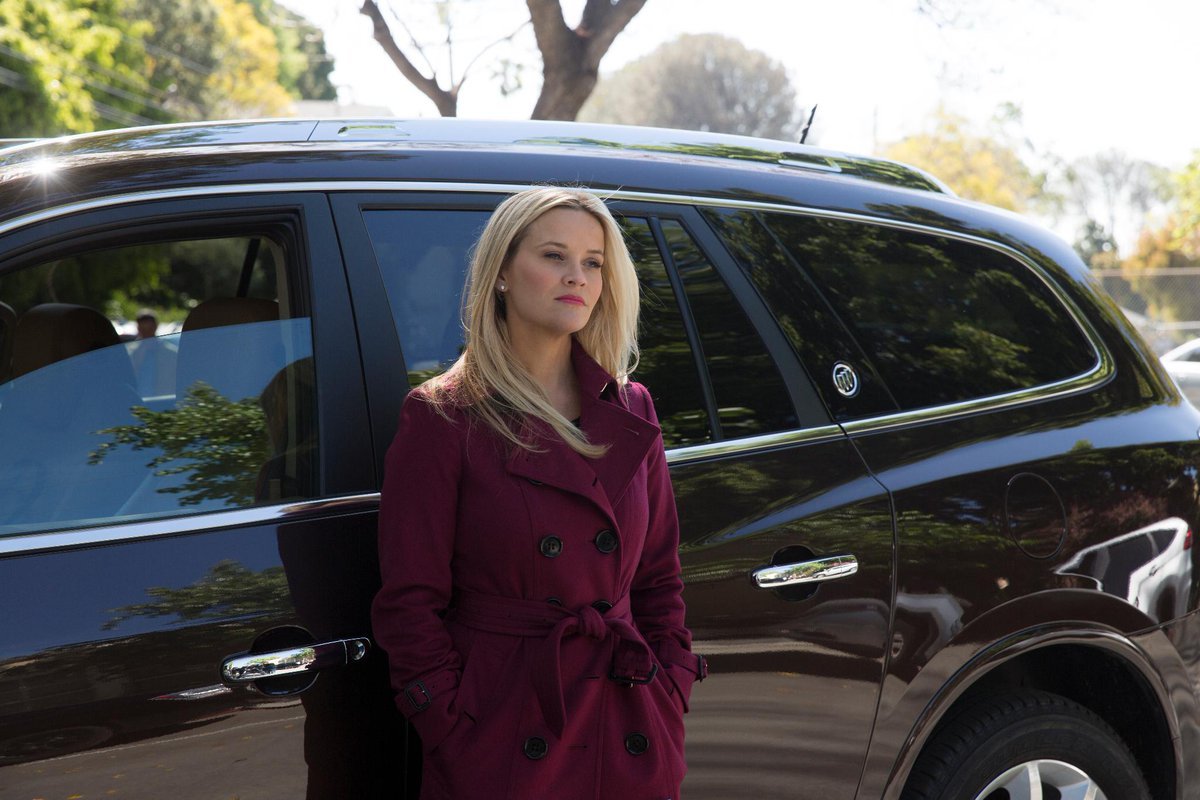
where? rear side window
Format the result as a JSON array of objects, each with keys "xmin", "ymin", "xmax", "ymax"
[
  {"xmin": 659, "ymin": 220, "xmax": 796, "ymax": 437},
  {"xmin": 619, "ymin": 218, "xmax": 711, "ymax": 446},
  {"xmin": 0, "ymin": 232, "xmax": 317, "ymax": 536},
  {"xmin": 755, "ymin": 213, "xmax": 1098, "ymax": 412}
]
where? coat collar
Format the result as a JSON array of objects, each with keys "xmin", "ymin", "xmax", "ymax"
[{"xmin": 505, "ymin": 337, "xmax": 658, "ymax": 524}]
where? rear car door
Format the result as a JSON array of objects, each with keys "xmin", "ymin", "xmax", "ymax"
[
  {"xmin": 333, "ymin": 190, "xmax": 897, "ymax": 798},
  {"xmin": 0, "ymin": 194, "xmax": 405, "ymax": 798}
]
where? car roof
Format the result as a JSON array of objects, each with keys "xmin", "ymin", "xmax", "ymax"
[{"xmin": 0, "ymin": 118, "xmax": 951, "ymax": 195}]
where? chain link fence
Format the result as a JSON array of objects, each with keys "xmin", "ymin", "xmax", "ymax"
[{"xmin": 1094, "ymin": 268, "xmax": 1200, "ymax": 356}]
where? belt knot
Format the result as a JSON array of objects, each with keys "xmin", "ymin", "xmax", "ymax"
[{"xmin": 576, "ymin": 604, "xmax": 608, "ymax": 640}]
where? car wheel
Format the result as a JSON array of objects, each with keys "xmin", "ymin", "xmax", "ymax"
[{"xmin": 902, "ymin": 690, "xmax": 1150, "ymax": 800}]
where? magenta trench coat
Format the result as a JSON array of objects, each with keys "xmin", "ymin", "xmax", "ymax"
[{"xmin": 371, "ymin": 337, "xmax": 704, "ymax": 800}]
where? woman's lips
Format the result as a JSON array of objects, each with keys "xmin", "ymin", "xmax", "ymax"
[{"xmin": 556, "ymin": 295, "xmax": 585, "ymax": 306}]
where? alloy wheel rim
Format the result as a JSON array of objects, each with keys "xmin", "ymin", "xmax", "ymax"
[{"xmin": 974, "ymin": 759, "xmax": 1105, "ymax": 800}]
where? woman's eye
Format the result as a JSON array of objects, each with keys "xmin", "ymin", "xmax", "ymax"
[
  {"xmin": 586, "ymin": 260, "xmax": 603, "ymax": 269},
  {"xmin": 544, "ymin": 251, "xmax": 563, "ymax": 261}
]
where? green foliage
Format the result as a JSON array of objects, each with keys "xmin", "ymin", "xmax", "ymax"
[
  {"xmin": 0, "ymin": 237, "xmax": 273, "ymax": 325},
  {"xmin": 244, "ymin": 0, "xmax": 336, "ymax": 100},
  {"xmin": 103, "ymin": 558, "xmax": 291, "ymax": 629},
  {"xmin": 579, "ymin": 34, "xmax": 803, "ymax": 140},
  {"xmin": 0, "ymin": 0, "xmax": 159, "ymax": 135},
  {"xmin": 0, "ymin": 245, "xmax": 171, "ymax": 317},
  {"xmin": 1121, "ymin": 221, "xmax": 1200, "ymax": 327},
  {"xmin": 90, "ymin": 380, "xmax": 270, "ymax": 508},
  {"xmin": 0, "ymin": 0, "xmax": 329, "ymax": 137},
  {"xmin": 883, "ymin": 109, "xmax": 1044, "ymax": 212},
  {"xmin": 1175, "ymin": 151, "xmax": 1200, "ymax": 244}
]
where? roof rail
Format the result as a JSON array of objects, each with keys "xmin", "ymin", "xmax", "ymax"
[{"xmin": 0, "ymin": 119, "xmax": 950, "ymax": 194}]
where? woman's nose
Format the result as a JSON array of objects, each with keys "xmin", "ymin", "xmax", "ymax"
[{"xmin": 564, "ymin": 261, "xmax": 587, "ymax": 285}]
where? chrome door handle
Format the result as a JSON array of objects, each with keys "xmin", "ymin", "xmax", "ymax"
[
  {"xmin": 752, "ymin": 554, "xmax": 858, "ymax": 588},
  {"xmin": 221, "ymin": 637, "xmax": 371, "ymax": 683}
]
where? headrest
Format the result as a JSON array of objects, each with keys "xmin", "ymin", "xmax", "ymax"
[
  {"xmin": 11, "ymin": 303, "xmax": 119, "ymax": 379},
  {"xmin": 183, "ymin": 297, "xmax": 279, "ymax": 332}
]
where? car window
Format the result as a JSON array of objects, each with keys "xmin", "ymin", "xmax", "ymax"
[
  {"xmin": 0, "ymin": 234, "xmax": 317, "ymax": 536},
  {"xmin": 700, "ymin": 207, "xmax": 898, "ymax": 422},
  {"xmin": 660, "ymin": 220, "xmax": 798, "ymax": 437},
  {"xmin": 619, "ymin": 217, "xmax": 711, "ymax": 446},
  {"xmin": 755, "ymin": 212, "xmax": 1098, "ymax": 413},
  {"xmin": 362, "ymin": 209, "xmax": 487, "ymax": 386}
]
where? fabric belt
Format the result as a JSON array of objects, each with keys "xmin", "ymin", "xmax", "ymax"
[{"xmin": 448, "ymin": 591, "xmax": 657, "ymax": 738}]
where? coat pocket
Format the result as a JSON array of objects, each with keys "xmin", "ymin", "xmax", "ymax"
[{"xmin": 449, "ymin": 628, "xmax": 521, "ymax": 727}]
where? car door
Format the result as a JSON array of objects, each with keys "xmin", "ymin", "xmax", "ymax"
[
  {"xmin": 333, "ymin": 189, "xmax": 896, "ymax": 798},
  {"xmin": 0, "ymin": 193, "xmax": 407, "ymax": 799}
]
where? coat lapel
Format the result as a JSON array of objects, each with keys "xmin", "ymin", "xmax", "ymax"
[{"xmin": 505, "ymin": 338, "xmax": 658, "ymax": 525}]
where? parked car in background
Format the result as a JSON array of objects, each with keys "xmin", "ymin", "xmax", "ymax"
[
  {"xmin": 0, "ymin": 119, "xmax": 1198, "ymax": 800},
  {"xmin": 1161, "ymin": 337, "xmax": 1200, "ymax": 405}
]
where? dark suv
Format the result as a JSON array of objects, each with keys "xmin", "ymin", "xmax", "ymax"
[{"xmin": 0, "ymin": 119, "xmax": 1197, "ymax": 800}]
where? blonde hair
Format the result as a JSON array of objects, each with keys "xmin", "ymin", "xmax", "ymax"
[{"xmin": 420, "ymin": 187, "xmax": 640, "ymax": 457}]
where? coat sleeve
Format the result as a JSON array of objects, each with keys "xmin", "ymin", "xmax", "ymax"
[
  {"xmin": 371, "ymin": 391, "xmax": 464, "ymax": 750},
  {"xmin": 627, "ymin": 381, "xmax": 706, "ymax": 712}
]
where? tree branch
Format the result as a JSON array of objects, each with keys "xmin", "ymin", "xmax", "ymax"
[
  {"xmin": 385, "ymin": 3, "xmax": 439, "ymax": 80},
  {"xmin": 454, "ymin": 20, "xmax": 532, "ymax": 93},
  {"xmin": 360, "ymin": 0, "xmax": 457, "ymax": 116},
  {"xmin": 578, "ymin": 0, "xmax": 647, "ymax": 68}
]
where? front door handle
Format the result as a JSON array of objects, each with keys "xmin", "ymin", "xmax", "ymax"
[
  {"xmin": 221, "ymin": 637, "xmax": 371, "ymax": 683},
  {"xmin": 752, "ymin": 554, "xmax": 858, "ymax": 589}
]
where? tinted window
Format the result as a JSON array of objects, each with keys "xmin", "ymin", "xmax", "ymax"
[
  {"xmin": 661, "ymin": 220, "xmax": 796, "ymax": 437},
  {"xmin": 0, "ymin": 234, "xmax": 317, "ymax": 536},
  {"xmin": 619, "ymin": 218, "xmax": 710, "ymax": 446},
  {"xmin": 701, "ymin": 208, "xmax": 897, "ymax": 421},
  {"xmin": 363, "ymin": 209, "xmax": 487, "ymax": 386},
  {"xmin": 759, "ymin": 213, "xmax": 1097, "ymax": 411}
]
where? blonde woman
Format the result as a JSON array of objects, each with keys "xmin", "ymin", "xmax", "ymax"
[{"xmin": 372, "ymin": 187, "xmax": 705, "ymax": 799}]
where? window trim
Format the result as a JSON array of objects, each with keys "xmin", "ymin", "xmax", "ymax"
[
  {"xmin": 0, "ymin": 493, "xmax": 380, "ymax": 556},
  {"xmin": 0, "ymin": 181, "xmax": 1113, "ymax": 439}
]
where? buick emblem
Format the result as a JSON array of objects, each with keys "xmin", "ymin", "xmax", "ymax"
[{"xmin": 832, "ymin": 362, "xmax": 860, "ymax": 398}]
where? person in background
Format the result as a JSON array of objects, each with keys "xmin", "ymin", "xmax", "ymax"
[{"xmin": 128, "ymin": 308, "xmax": 177, "ymax": 397}]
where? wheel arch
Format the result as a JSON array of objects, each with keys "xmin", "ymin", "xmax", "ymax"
[{"xmin": 874, "ymin": 625, "xmax": 1184, "ymax": 800}]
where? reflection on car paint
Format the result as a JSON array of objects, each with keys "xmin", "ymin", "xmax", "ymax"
[{"xmin": 1056, "ymin": 517, "xmax": 1193, "ymax": 621}]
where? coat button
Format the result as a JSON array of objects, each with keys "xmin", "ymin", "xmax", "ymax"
[
  {"xmin": 624, "ymin": 732, "xmax": 649, "ymax": 756},
  {"xmin": 527, "ymin": 477, "xmax": 544, "ymax": 486},
  {"xmin": 539, "ymin": 535, "xmax": 563, "ymax": 558},
  {"xmin": 594, "ymin": 529, "xmax": 618, "ymax": 554},
  {"xmin": 591, "ymin": 599, "xmax": 613, "ymax": 613},
  {"xmin": 546, "ymin": 596, "xmax": 564, "ymax": 607},
  {"xmin": 524, "ymin": 736, "xmax": 548, "ymax": 760}
]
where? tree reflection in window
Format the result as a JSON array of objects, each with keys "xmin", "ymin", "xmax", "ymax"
[
  {"xmin": 90, "ymin": 381, "xmax": 270, "ymax": 508},
  {"xmin": 759, "ymin": 213, "xmax": 1098, "ymax": 411}
]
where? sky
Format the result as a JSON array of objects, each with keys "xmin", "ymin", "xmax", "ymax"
[{"xmin": 276, "ymin": 0, "xmax": 1200, "ymax": 245}]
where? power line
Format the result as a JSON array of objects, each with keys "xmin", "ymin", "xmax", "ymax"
[{"xmin": 0, "ymin": 42, "xmax": 175, "ymax": 120}]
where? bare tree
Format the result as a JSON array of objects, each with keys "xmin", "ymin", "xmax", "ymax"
[
  {"xmin": 360, "ymin": 0, "xmax": 646, "ymax": 119},
  {"xmin": 1063, "ymin": 151, "xmax": 1171, "ymax": 253}
]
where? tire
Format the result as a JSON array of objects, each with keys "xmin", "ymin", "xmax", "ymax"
[{"xmin": 902, "ymin": 690, "xmax": 1151, "ymax": 800}]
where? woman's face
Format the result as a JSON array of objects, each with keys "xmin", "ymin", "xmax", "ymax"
[{"xmin": 498, "ymin": 207, "xmax": 605, "ymax": 343}]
